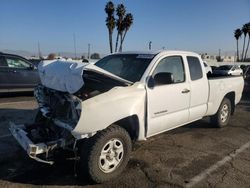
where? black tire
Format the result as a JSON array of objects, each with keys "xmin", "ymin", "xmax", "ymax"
[
  {"xmin": 211, "ymin": 98, "xmax": 231, "ymax": 128},
  {"xmin": 79, "ymin": 125, "xmax": 132, "ymax": 183}
]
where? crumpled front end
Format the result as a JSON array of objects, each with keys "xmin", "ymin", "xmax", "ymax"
[
  {"xmin": 9, "ymin": 122, "xmax": 66, "ymax": 165},
  {"xmin": 34, "ymin": 84, "xmax": 82, "ymax": 130},
  {"xmin": 9, "ymin": 62, "xmax": 132, "ymax": 164},
  {"xmin": 9, "ymin": 85, "xmax": 82, "ymax": 164}
]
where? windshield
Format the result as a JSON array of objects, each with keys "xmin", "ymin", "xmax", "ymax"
[
  {"xmin": 95, "ymin": 54, "xmax": 155, "ymax": 82},
  {"xmin": 216, "ymin": 65, "xmax": 232, "ymax": 70}
]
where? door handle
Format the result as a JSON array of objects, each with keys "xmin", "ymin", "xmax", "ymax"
[
  {"xmin": 11, "ymin": 70, "xmax": 17, "ymax": 73},
  {"xmin": 181, "ymin": 89, "xmax": 190, "ymax": 93}
]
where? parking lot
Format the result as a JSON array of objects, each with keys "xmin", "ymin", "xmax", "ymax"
[{"xmin": 0, "ymin": 93, "xmax": 250, "ymax": 188}]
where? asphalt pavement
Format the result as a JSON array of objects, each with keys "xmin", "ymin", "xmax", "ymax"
[{"xmin": 0, "ymin": 93, "xmax": 250, "ymax": 188}]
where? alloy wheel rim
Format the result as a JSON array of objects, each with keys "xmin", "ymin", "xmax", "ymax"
[
  {"xmin": 220, "ymin": 104, "xmax": 229, "ymax": 123},
  {"xmin": 99, "ymin": 138, "xmax": 124, "ymax": 173}
]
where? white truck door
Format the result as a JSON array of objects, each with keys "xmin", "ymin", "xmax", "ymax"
[
  {"xmin": 186, "ymin": 56, "xmax": 209, "ymax": 121},
  {"xmin": 146, "ymin": 56, "xmax": 190, "ymax": 137}
]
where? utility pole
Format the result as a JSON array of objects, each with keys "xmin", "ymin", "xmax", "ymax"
[
  {"xmin": 219, "ymin": 49, "xmax": 221, "ymax": 57},
  {"xmin": 38, "ymin": 41, "xmax": 42, "ymax": 59},
  {"xmin": 73, "ymin": 33, "xmax": 77, "ymax": 59},
  {"xmin": 88, "ymin": 43, "xmax": 91, "ymax": 59},
  {"xmin": 149, "ymin": 41, "xmax": 152, "ymax": 50}
]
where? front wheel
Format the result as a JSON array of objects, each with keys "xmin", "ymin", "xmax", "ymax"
[
  {"xmin": 211, "ymin": 98, "xmax": 231, "ymax": 128},
  {"xmin": 80, "ymin": 125, "xmax": 132, "ymax": 183}
]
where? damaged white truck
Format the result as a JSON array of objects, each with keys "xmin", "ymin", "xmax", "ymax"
[{"xmin": 10, "ymin": 51, "xmax": 244, "ymax": 183}]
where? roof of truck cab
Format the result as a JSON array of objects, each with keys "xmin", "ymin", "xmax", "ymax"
[{"xmin": 115, "ymin": 50, "xmax": 199, "ymax": 56}]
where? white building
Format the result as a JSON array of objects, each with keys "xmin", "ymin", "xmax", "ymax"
[{"xmin": 201, "ymin": 54, "xmax": 236, "ymax": 62}]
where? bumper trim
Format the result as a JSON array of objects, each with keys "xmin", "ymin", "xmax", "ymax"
[{"xmin": 9, "ymin": 122, "xmax": 64, "ymax": 165}]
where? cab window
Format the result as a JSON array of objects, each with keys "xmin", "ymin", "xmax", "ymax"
[{"xmin": 153, "ymin": 56, "xmax": 185, "ymax": 83}]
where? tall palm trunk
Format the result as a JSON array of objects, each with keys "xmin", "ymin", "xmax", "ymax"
[
  {"xmin": 118, "ymin": 33, "xmax": 123, "ymax": 52},
  {"xmin": 236, "ymin": 39, "xmax": 239, "ymax": 61},
  {"xmin": 244, "ymin": 37, "xmax": 250, "ymax": 61},
  {"xmin": 241, "ymin": 36, "xmax": 246, "ymax": 61},
  {"xmin": 115, "ymin": 32, "xmax": 120, "ymax": 52},
  {"xmin": 109, "ymin": 30, "xmax": 113, "ymax": 53},
  {"xmin": 119, "ymin": 30, "xmax": 127, "ymax": 52}
]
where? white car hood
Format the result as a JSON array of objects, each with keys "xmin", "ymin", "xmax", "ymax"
[{"xmin": 38, "ymin": 60, "xmax": 131, "ymax": 94}]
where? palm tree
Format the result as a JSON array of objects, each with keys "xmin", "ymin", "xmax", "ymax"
[
  {"xmin": 115, "ymin": 4, "xmax": 126, "ymax": 52},
  {"xmin": 234, "ymin": 28, "xmax": 242, "ymax": 62},
  {"xmin": 119, "ymin": 13, "xmax": 134, "ymax": 52},
  {"xmin": 241, "ymin": 23, "xmax": 248, "ymax": 61},
  {"xmin": 243, "ymin": 22, "xmax": 250, "ymax": 61},
  {"xmin": 105, "ymin": 1, "xmax": 115, "ymax": 53}
]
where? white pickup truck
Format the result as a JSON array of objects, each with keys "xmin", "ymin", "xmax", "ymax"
[{"xmin": 10, "ymin": 51, "xmax": 244, "ymax": 183}]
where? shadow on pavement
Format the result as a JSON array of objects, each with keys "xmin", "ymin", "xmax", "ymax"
[
  {"xmin": 0, "ymin": 92, "xmax": 33, "ymax": 98},
  {"xmin": 240, "ymin": 92, "xmax": 250, "ymax": 112},
  {"xmin": 0, "ymin": 153, "xmax": 95, "ymax": 186}
]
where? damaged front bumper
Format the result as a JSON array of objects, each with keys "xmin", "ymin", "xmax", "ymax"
[{"xmin": 9, "ymin": 122, "xmax": 66, "ymax": 165}]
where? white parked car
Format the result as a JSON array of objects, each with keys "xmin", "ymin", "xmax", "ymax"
[
  {"xmin": 10, "ymin": 51, "xmax": 244, "ymax": 183},
  {"xmin": 213, "ymin": 65, "xmax": 243, "ymax": 76}
]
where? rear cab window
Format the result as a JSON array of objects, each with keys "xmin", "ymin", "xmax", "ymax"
[{"xmin": 187, "ymin": 56, "xmax": 203, "ymax": 80}]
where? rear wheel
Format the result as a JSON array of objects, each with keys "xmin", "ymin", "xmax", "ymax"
[
  {"xmin": 211, "ymin": 98, "xmax": 231, "ymax": 127},
  {"xmin": 80, "ymin": 125, "xmax": 132, "ymax": 183}
]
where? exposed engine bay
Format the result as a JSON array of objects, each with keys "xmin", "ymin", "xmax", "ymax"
[
  {"xmin": 27, "ymin": 66, "xmax": 129, "ymax": 143},
  {"xmin": 9, "ymin": 62, "xmax": 129, "ymax": 164}
]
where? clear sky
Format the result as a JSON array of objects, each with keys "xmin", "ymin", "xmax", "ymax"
[{"xmin": 0, "ymin": 0, "xmax": 249, "ymax": 56}]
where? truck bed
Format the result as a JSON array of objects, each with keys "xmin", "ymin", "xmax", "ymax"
[{"xmin": 206, "ymin": 75, "xmax": 244, "ymax": 116}]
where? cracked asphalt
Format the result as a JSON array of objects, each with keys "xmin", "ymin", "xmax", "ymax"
[{"xmin": 0, "ymin": 93, "xmax": 250, "ymax": 188}]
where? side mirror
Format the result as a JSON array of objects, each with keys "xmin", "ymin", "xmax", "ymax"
[
  {"xmin": 147, "ymin": 76, "xmax": 155, "ymax": 88},
  {"xmin": 147, "ymin": 72, "xmax": 174, "ymax": 88},
  {"xmin": 154, "ymin": 72, "xmax": 174, "ymax": 86}
]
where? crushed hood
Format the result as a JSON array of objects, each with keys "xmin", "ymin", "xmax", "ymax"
[
  {"xmin": 38, "ymin": 60, "xmax": 131, "ymax": 94},
  {"xmin": 38, "ymin": 60, "xmax": 86, "ymax": 94}
]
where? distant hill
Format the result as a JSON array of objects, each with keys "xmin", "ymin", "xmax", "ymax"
[
  {"xmin": 1, "ymin": 49, "xmax": 106, "ymax": 58},
  {"xmin": 1, "ymin": 49, "xmax": 36, "ymax": 57}
]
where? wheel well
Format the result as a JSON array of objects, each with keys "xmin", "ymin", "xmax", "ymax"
[
  {"xmin": 224, "ymin": 92, "xmax": 235, "ymax": 115},
  {"xmin": 113, "ymin": 115, "xmax": 139, "ymax": 141}
]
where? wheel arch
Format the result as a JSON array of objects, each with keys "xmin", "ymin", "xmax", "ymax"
[
  {"xmin": 224, "ymin": 92, "xmax": 235, "ymax": 115},
  {"xmin": 112, "ymin": 115, "xmax": 140, "ymax": 141}
]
